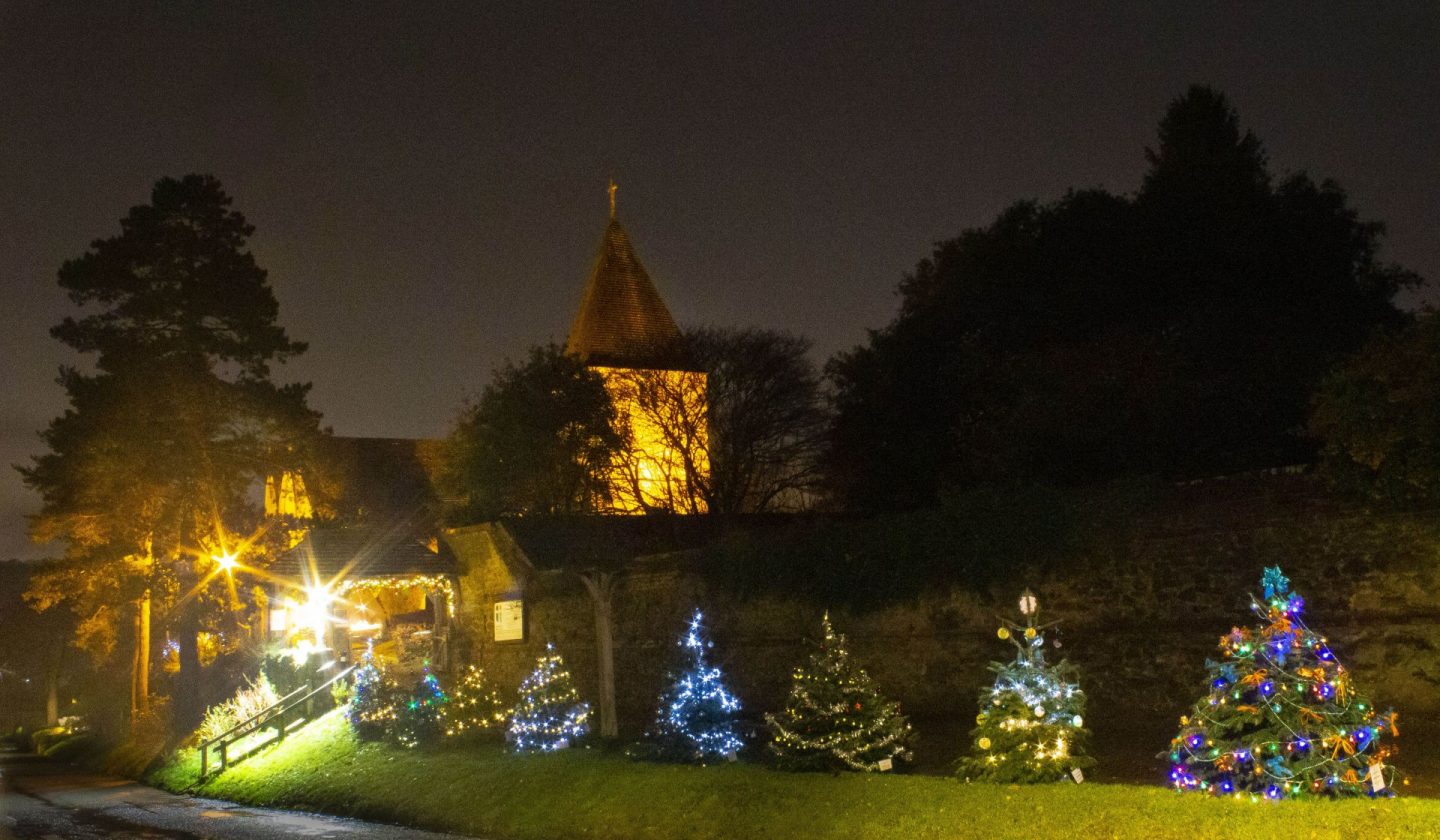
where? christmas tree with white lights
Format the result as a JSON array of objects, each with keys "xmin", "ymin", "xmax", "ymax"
[
  {"xmin": 507, "ymin": 643, "xmax": 591, "ymax": 753},
  {"xmin": 766, "ymin": 612, "xmax": 913, "ymax": 772},
  {"xmin": 637, "ymin": 609, "xmax": 744, "ymax": 762},
  {"xmin": 1165, "ymin": 567, "xmax": 1400, "ymax": 799},
  {"xmin": 441, "ymin": 665, "xmax": 508, "ymax": 739},
  {"xmin": 957, "ymin": 589, "xmax": 1093, "ymax": 783}
]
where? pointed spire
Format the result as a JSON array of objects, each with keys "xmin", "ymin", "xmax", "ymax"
[{"xmin": 565, "ymin": 185, "xmax": 689, "ymax": 369}]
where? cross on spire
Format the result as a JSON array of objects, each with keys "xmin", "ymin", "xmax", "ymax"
[{"xmin": 608, "ymin": 179, "xmax": 618, "ymax": 219}]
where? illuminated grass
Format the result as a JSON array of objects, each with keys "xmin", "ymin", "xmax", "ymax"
[{"xmin": 150, "ymin": 711, "xmax": 1440, "ymax": 840}]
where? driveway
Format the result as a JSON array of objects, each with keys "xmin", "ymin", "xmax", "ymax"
[{"xmin": 0, "ymin": 749, "xmax": 478, "ymax": 840}]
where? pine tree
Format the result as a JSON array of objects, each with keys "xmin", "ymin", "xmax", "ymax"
[
  {"xmin": 637, "ymin": 610, "xmax": 744, "ymax": 762},
  {"xmin": 393, "ymin": 664, "xmax": 447, "ymax": 748},
  {"xmin": 957, "ymin": 589, "xmax": 1094, "ymax": 783},
  {"xmin": 1166, "ymin": 567, "xmax": 1400, "ymax": 799},
  {"xmin": 507, "ymin": 643, "xmax": 591, "ymax": 753},
  {"xmin": 766, "ymin": 613, "xmax": 913, "ymax": 772},
  {"xmin": 441, "ymin": 666, "xmax": 507, "ymax": 739},
  {"xmin": 348, "ymin": 641, "xmax": 397, "ymax": 741}
]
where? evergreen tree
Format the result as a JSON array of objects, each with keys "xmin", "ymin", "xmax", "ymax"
[
  {"xmin": 637, "ymin": 610, "xmax": 744, "ymax": 762},
  {"xmin": 1166, "ymin": 567, "xmax": 1400, "ymax": 799},
  {"xmin": 393, "ymin": 664, "xmax": 447, "ymax": 748},
  {"xmin": 507, "ymin": 643, "xmax": 591, "ymax": 753},
  {"xmin": 21, "ymin": 174, "xmax": 324, "ymax": 727},
  {"xmin": 957, "ymin": 590, "xmax": 1093, "ymax": 783},
  {"xmin": 766, "ymin": 613, "xmax": 913, "ymax": 772},
  {"xmin": 348, "ymin": 641, "xmax": 397, "ymax": 741},
  {"xmin": 441, "ymin": 666, "xmax": 507, "ymax": 738}
]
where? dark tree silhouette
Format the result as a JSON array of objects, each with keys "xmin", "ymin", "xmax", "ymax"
[
  {"xmin": 21, "ymin": 175, "xmax": 322, "ymax": 729},
  {"xmin": 827, "ymin": 87, "xmax": 1419, "ymax": 511},
  {"xmin": 441, "ymin": 344, "xmax": 623, "ymax": 520}
]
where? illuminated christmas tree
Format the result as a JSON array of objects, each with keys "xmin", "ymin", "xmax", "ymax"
[
  {"xmin": 957, "ymin": 589, "xmax": 1093, "ymax": 783},
  {"xmin": 508, "ymin": 643, "xmax": 591, "ymax": 753},
  {"xmin": 441, "ymin": 666, "xmax": 508, "ymax": 739},
  {"xmin": 766, "ymin": 613, "xmax": 913, "ymax": 772},
  {"xmin": 348, "ymin": 640, "xmax": 398, "ymax": 741},
  {"xmin": 636, "ymin": 609, "xmax": 744, "ymax": 762},
  {"xmin": 393, "ymin": 664, "xmax": 447, "ymax": 748},
  {"xmin": 1166, "ymin": 567, "xmax": 1400, "ymax": 799}
]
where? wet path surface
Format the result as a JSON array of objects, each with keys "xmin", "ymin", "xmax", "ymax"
[{"xmin": 0, "ymin": 750, "xmax": 478, "ymax": 840}]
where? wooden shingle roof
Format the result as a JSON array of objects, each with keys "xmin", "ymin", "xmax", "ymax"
[
  {"xmin": 270, "ymin": 524, "xmax": 456, "ymax": 583},
  {"xmin": 564, "ymin": 217, "xmax": 689, "ymax": 370}
]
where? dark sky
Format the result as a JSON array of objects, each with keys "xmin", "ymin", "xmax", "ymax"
[{"xmin": 2, "ymin": 2, "xmax": 1437, "ymax": 561}]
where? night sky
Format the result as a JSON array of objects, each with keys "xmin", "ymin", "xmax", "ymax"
[{"xmin": 2, "ymin": 3, "xmax": 1437, "ymax": 561}]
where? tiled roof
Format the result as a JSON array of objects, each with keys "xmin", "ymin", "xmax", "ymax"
[
  {"xmin": 270, "ymin": 524, "xmax": 456, "ymax": 583},
  {"xmin": 564, "ymin": 218, "xmax": 691, "ymax": 369}
]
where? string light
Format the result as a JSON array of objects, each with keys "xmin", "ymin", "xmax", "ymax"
[
  {"xmin": 639, "ymin": 610, "xmax": 744, "ymax": 762},
  {"xmin": 1166, "ymin": 567, "xmax": 1400, "ymax": 799},
  {"xmin": 766, "ymin": 612, "xmax": 913, "ymax": 772},
  {"xmin": 507, "ymin": 643, "xmax": 591, "ymax": 753},
  {"xmin": 958, "ymin": 590, "xmax": 1093, "ymax": 783}
]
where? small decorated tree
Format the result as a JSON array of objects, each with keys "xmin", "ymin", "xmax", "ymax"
[
  {"xmin": 348, "ymin": 640, "xmax": 398, "ymax": 741},
  {"xmin": 957, "ymin": 589, "xmax": 1094, "ymax": 783},
  {"xmin": 1166, "ymin": 567, "xmax": 1401, "ymax": 799},
  {"xmin": 507, "ymin": 643, "xmax": 591, "ymax": 753},
  {"xmin": 636, "ymin": 609, "xmax": 744, "ymax": 762},
  {"xmin": 441, "ymin": 665, "xmax": 508, "ymax": 739},
  {"xmin": 766, "ymin": 612, "xmax": 913, "ymax": 772},
  {"xmin": 393, "ymin": 664, "xmax": 448, "ymax": 748}
]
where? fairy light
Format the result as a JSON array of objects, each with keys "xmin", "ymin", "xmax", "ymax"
[
  {"xmin": 507, "ymin": 643, "xmax": 590, "ymax": 753},
  {"xmin": 1166, "ymin": 567, "xmax": 1400, "ymax": 799},
  {"xmin": 641, "ymin": 610, "xmax": 744, "ymax": 761},
  {"xmin": 765, "ymin": 612, "xmax": 913, "ymax": 772}
]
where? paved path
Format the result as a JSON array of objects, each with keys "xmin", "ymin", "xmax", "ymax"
[{"xmin": 0, "ymin": 750, "xmax": 478, "ymax": 840}]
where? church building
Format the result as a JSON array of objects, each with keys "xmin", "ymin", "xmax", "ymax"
[{"xmin": 564, "ymin": 184, "xmax": 709, "ymax": 514}]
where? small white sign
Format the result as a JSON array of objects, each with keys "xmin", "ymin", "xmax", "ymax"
[
  {"xmin": 724, "ymin": 751, "xmax": 738, "ymax": 762},
  {"xmin": 1368, "ymin": 763, "xmax": 1387, "ymax": 792},
  {"xmin": 1071, "ymin": 768, "xmax": 1085, "ymax": 784},
  {"xmin": 494, "ymin": 599, "xmax": 524, "ymax": 642},
  {"xmin": 877, "ymin": 758, "xmax": 893, "ymax": 772}
]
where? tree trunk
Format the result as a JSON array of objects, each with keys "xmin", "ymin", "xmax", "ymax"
[
  {"xmin": 130, "ymin": 591, "xmax": 151, "ymax": 725},
  {"xmin": 578, "ymin": 572, "xmax": 618, "ymax": 739},
  {"xmin": 45, "ymin": 672, "xmax": 58, "ymax": 727}
]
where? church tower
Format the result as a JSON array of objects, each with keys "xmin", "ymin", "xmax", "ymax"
[{"xmin": 565, "ymin": 184, "xmax": 709, "ymax": 514}]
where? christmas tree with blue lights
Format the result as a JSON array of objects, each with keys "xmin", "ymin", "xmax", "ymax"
[
  {"xmin": 507, "ymin": 643, "xmax": 591, "ymax": 753},
  {"xmin": 957, "ymin": 589, "xmax": 1093, "ymax": 783},
  {"xmin": 636, "ymin": 610, "xmax": 744, "ymax": 763},
  {"xmin": 766, "ymin": 613, "xmax": 914, "ymax": 772},
  {"xmin": 348, "ymin": 640, "xmax": 398, "ymax": 741},
  {"xmin": 1165, "ymin": 567, "xmax": 1400, "ymax": 799}
]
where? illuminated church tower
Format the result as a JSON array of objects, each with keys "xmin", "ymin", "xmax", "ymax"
[{"xmin": 565, "ymin": 184, "xmax": 709, "ymax": 514}]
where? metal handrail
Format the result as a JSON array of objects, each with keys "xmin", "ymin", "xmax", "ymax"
[{"xmin": 198, "ymin": 663, "xmax": 356, "ymax": 779}]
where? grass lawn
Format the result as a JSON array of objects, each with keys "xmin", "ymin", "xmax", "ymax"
[{"xmin": 150, "ymin": 711, "xmax": 1440, "ymax": 840}]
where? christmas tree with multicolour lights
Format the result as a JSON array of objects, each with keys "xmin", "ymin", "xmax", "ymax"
[
  {"xmin": 1166, "ymin": 567, "xmax": 1400, "ymax": 799},
  {"xmin": 957, "ymin": 589, "xmax": 1093, "ymax": 783},
  {"xmin": 507, "ymin": 643, "xmax": 591, "ymax": 753},
  {"xmin": 348, "ymin": 640, "xmax": 398, "ymax": 741},
  {"xmin": 637, "ymin": 610, "xmax": 744, "ymax": 763},
  {"xmin": 766, "ymin": 613, "xmax": 913, "ymax": 772},
  {"xmin": 393, "ymin": 664, "xmax": 447, "ymax": 748}
]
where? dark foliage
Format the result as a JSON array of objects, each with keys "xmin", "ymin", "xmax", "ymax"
[
  {"xmin": 826, "ymin": 87, "xmax": 1419, "ymax": 511},
  {"xmin": 1311, "ymin": 311, "xmax": 1440, "ymax": 506},
  {"xmin": 441, "ymin": 344, "xmax": 624, "ymax": 521}
]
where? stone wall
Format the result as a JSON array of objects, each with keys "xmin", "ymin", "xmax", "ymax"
[{"xmin": 442, "ymin": 484, "xmax": 1440, "ymax": 746}]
